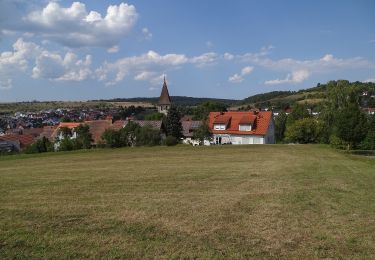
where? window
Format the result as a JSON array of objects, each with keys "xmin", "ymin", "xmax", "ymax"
[
  {"xmin": 239, "ymin": 124, "xmax": 251, "ymax": 131},
  {"xmin": 214, "ymin": 124, "xmax": 225, "ymax": 130}
]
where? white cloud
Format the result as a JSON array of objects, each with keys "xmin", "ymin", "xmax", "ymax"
[
  {"xmin": 190, "ymin": 52, "xmax": 218, "ymax": 67},
  {"xmin": 228, "ymin": 66, "xmax": 254, "ymax": 83},
  {"xmin": 142, "ymin": 27, "xmax": 152, "ymax": 40},
  {"xmin": 223, "ymin": 52, "xmax": 234, "ymax": 60},
  {"xmin": 250, "ymin": 53, "xmax": 370, "ymax": 73},
  {"xmin": 0, "ymin": 38, "xmax": 92, "ymax": 84},
  {"xmin": 228, "ymin": 73, "xmax": 243, "ymax": 83},
  {"xmin": 107, "ymin": 45, "xmax": 119, "ymax": 53},
  {"xmin": 134, "ymin": 71, "xmax": 155, "ymax": 81},
  {"xmin": 32, "ymin": 51, "xmax": 92, "ymax": 81},
  {"xmin": 20, "ymin": 1, "xmax": 138, "ymax": 48},
  {"xmin": 97, "ymin": 50, "xmax": 188, "ymax": 86},
  {"xmin": 264, "ymin": 70, "xmax": 310, "ymax": 85},
  {"xmin": 241, "ymin": 66, "xmax": 254, "ymax": 75}
]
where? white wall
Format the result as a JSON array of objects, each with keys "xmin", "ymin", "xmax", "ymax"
[{"xmin": 213, "ymin": 134, "xmax": 264, "ymax": 145}]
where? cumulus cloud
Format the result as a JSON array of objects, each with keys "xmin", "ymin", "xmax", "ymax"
[
  {"xmin": 0, "ymin": 38, "xmax": 92, "ymax": 85},
  {"xmin": 18, "ymin": 1, "xmax": 138, "ymax": 48},
  {"xmin": 264, "ymin": 70, "xmax": 310, "ymax": 85},
  {"xmin": 32, "ymin": 51, "xmax": 92, "ymax": 81},
  {"xmin": 237, "ymin": 50, "xmax": 371, "ymax": 85},
  {"xmin": 228, "ymin": 66, "xmax": 254, "ymax": 83},
  {"xmin": 97, "ymin": 50, "xmax": 221, "ymax": 86},
  {"xmin": 97, "ymin": 50, "xmax": 189, "ymax": 86}
]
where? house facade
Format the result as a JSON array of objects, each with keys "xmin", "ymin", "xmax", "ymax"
[{"xmin": 208, "ymin": 111, "xmax": 275, "ymax": 145}]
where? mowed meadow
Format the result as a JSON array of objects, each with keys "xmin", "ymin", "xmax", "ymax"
[{"xmin": 0, "ymin": 145, "xmax": 374, "ymax": 259}]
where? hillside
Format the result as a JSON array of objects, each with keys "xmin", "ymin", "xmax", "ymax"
[
  {"xmin": 239, "ymin": 81, "xmax": 375, "ymax": 109},
  {"xmin": 1, "ymin": 145, "xmax": 374, "ymax": 258},
  {"xmin": 92, "ymin": 96, "xmax": 239, "ymax": 106}
]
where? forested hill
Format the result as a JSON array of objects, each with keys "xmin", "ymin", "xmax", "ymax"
[
  {"xmin": 91, "ymin": 96, "xmax": 239, "ymax": 106},
  {"xmin": 239, "ymin": 81, "xmax": 375, "ymax": 109}
]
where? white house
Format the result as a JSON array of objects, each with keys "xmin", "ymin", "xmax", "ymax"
[{"xmin": 208, "ymin": 111, "xmax": 275, "ymax": 145}]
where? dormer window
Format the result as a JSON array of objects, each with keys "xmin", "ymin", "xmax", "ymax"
[
  {"xmin": 239, "ymin": 124, "xmax": 252, "ymax": 131},
  {"xmin": 214, "ymin": 124, "xmax": 226, "ymax": 130}
]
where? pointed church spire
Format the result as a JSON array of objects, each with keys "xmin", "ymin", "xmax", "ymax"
[
  {"xmin": 159, "ymin": 77, "xmax": 171, "ymax": 105},
  {"xmin": 158, "ymin": 77, "xmax": 171, "ymax": 115}
]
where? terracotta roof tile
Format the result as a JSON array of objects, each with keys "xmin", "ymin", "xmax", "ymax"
[
  {"xmin": 182, "ymin": 120, "xmax": 202, "ymax": 137},
  {"xmin": 208, "ymin": 111, "xmax": 273, "ymax": 136},
  {"xmin": 0, "ymin": 134, "xmax": 35, "ymax": 148}
]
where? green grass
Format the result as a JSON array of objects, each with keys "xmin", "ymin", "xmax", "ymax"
[{"xmin": 0, "ymin": 145, "xmax": 374, "ymax": 259}]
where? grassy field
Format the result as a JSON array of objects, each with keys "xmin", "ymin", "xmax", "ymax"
[{"xmin": 0, "ymin": 145, "xmax": 374, "ymax": 259}]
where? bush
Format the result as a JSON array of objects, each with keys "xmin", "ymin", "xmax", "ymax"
[
  {"xmin": 164, "ymin": 136, "xmax": 178, "ymax": 146},
  {"xmin": 285, "ymin": 118, "xmax": 321, "ymax": 143},
  {"xmin": 25, "ymin": 137, "xmax": 53, "ymax": 154},
  {"xmin": 360, "ymin": 130, "xmax": 375, "ymax": 150},
  {"xmin": 329, "ymin": 134, "xmax": 349, "ymax": 150}
]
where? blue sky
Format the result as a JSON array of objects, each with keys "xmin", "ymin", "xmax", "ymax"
[{"xmin": 0, "ymin": 0, "xmax": 374, "ymax": 101}]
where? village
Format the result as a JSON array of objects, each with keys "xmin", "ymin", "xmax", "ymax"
[{"xmin": 0, "ymin": 78, "xmax": 277, "ymax": 153}]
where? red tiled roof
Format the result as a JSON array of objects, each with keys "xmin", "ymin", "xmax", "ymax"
[
  {"xmin": 85, "ymin": 120, "xmax": 112, "ymax": 144},
  {"xmin": 0, "ymin": 134, "xmax": 35, "ymax": 148},
  {"xmin": 40, "ymin": 125, "xmax": 58, "ymax": 141},
  {"xmin": 208, "ymin": 111, "xmax": 273, "ymax": 136},
  {"xmin": 51, "ymin": 122, "xmax": 81, "ymax": 140},
  {"xmin": 239, "ymin": 115, "xmax": 256, "ymax": 125},
  {"xmin": 123, "ymin": 120, "xmax": 163, "ymax": 130},
  {"xmin": 213, "ymin": 115, "xmax": 231, "ymax": 125},
  {"xmin": 182, "ymin": 120, "xmax": 202, "ymax": 137},
  {"xmin": 22, "ymin": 128, "xmax": 44, "ymax": 137}
]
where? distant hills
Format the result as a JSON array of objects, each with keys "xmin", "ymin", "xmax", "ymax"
[
  {"xmin": 1, "ymin": 81, "xmax": 374, "ymax": 114},
  {"xmin": 91, "ymin": 96, "xmax": 239, "ymax": 106},
  {"xmin": 94, "ymin": 81, "xmax": 375, "ymax": 109}
]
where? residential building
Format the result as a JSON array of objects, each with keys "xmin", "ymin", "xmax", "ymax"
[{"xmin": 208, "ymin": 111, "xmax": 275, "ymax": 145}]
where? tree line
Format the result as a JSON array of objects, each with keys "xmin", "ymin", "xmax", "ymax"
[{"xmin": 275, "ymin": 80, "xmax": 375, "ymax": 150}]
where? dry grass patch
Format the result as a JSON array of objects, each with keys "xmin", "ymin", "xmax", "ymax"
[{"xmin": 0, "ymin": 145, "xmax": 374, "ymax": 258}]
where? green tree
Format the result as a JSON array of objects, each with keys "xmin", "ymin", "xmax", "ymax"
[
  {"xmin": 102, "ymin": 129, "xmax": 121, "ymax": 148},
  {"xmin": 119, "ymin": 121, "xmax": 142, "ymax": 147},
  {"xmin": 192, "ymin": 101, "xmax": 228, "ymax": 120},
  {"xmin": 144, "ymin": 112, "xmax": 164, "ymax": 121},
  {"xmin": 275, "ymin": 112, "xmax": 287, "ymax": 142},
  {"xmin": 335, "ymin": 104, "xmax": 368, "ymax": 150},
  {"xmin": 193, "ymin": 122, "xmax": 212, "ymax": 144},
  {"xmin": 285, "ymin": 118, "xmax": 321, "ymax": 144},
  {"xmin": 59, "ymin": 138, "xmax": 74, "ymax": 151},
  {"xmin": 286, "ymin": 103, "xmax": 310, "ymax": 127},
  {"xmin": 74, "ymin": 124, "xmax": 92, "ymax": 149},
  {"xmin": 320, "ymin": 80, "xmax": 360, "ymax": 143},
  {"xmin": 361, "ymin": 113, "xmax": 375, "ymax": 150},
  {"xmin": 136, "ymin": 125, "xmax": 161, "ymax": 146},
  {"xmin": 164, "ymin": 106, "xmax": 183, "ymax": 139}
]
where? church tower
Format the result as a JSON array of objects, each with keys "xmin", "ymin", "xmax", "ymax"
[{"xmin": 158, "ymin": 77, "xmax": 171, "ymax": 115}]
